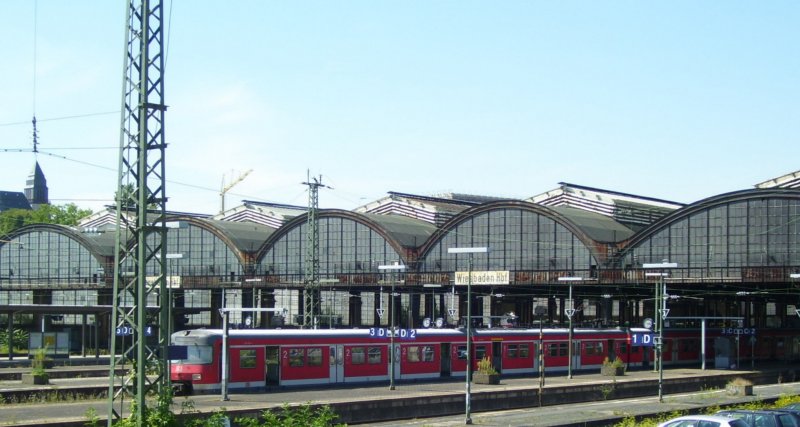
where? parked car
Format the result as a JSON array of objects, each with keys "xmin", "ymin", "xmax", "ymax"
[
  {"xmin": 658, "ymin": 415, "xmax": 749, "ymax": 427},
  {"xmin": 715, "ymin": 409, "xmax": 800, "ymax": 427}
]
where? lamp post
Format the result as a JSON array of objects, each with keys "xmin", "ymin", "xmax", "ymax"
[
  {"xmin": 558, "ymin": 276, "xmax": 583, "ymax": 379},
  {"xmin": 165, "ymin": 253, "xmax": 184, "ymax": 336},
  {"xmin": 643, "ymin": 261, "xmax": 677, "ymax": 403},
  {"xmin": 792, "ymin": 274, "xmax": 800, "ymax": 319},
  {"xmin": 448, "ymin": 246, "xmax": 488, "ymax": 425},
  {"xmin": 378, "ymin": 263, "xmax": 406, "ymax": 391},
  {"xmin": 534, "ymin": 305, "xmax": 547, "ymax": 407}
]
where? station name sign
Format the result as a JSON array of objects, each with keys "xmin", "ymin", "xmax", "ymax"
[{"xmin": 455, "ymin": 270, "xmax": 510, "ymax": 285}]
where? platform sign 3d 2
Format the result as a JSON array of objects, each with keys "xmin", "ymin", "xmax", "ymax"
[
  {"xmin": 630, "ymin": 332, "xmax": 655, "ymax": 347},
  {"xmin": 369, "ymin": 328, "xmax": 417, "ymax": 339}
]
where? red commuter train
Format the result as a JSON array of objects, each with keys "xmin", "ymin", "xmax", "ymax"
[{"xmin": 170, "ymin": 326, "xmax": 799, "ymax": 394}]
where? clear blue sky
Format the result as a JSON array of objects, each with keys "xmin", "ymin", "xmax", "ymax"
[{"xmin": 1, "ymin": 1, "xmax": 798, "ymax": 215}]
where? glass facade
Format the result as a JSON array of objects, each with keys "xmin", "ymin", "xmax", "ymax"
[
  {"xmin": 0, "ymin": 231, "xmax": 105, "ymax": 286},
  {"xmin": 120, "ymin": 221, "xmax": 246, "ymax": 280},
  {"xmin": 0, "ymin": 191, "xmax": 798, "ymax": 337},
  {"xmin": 420, "ymin": 208, "xmax": 595, "ymax": 273},
  {"xmin": 259, "ymin": 216, "xmax": 401, "ymax": 276},
  {"xmin": 624, "ymin": 198, "xmax": 800, "ymax": 278}
]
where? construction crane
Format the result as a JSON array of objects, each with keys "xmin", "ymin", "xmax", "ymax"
[{"xmin": 220, "ymin": 169, "xmax": 253, "ymax": 214}]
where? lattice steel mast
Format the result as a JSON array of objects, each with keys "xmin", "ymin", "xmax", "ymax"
[
  {"xmin": 302, "ymin": 173, "xmax": 328, "ymax": 328},
  {"xmin": 108, "ymin": 0, "xmax": 168, "ymax": 424}
]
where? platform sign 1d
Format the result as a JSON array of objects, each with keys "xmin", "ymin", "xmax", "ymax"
[{"xmin": 630, "ymin": 332, "xmax": 655, "ymax": 347}]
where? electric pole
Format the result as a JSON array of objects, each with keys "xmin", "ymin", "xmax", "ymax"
[
  {"xmin": 302, "ymin": 172, "xmax": 329, "ymax": 328},
  {"xmin": 108, "ymin": 1, "xmax": 168, "ymax": 425}
]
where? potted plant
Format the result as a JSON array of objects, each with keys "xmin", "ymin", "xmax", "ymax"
[
  {"xmin": 726, "ymin": 377, "xmax": 753, "ymax": 396},
  {"xmin": 473, "ymin": 356, "xmax": 500, "ymax": 385},
  {"xmin": 22, "ymin": 347, "xmax": 50, "ymax": 385},
  {"xmin": 601, "ymin": 357, "xmax": 625, "ymax": 376}
]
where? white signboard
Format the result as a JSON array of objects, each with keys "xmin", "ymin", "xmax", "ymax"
[{"xmin": 454, "ymin": 270, "xmax": 510, "ymax": 285}]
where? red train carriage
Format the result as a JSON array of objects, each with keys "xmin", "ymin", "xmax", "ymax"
[{"xmin": 170, "ymin": 326, "xmax": 797, "ymax": 394}]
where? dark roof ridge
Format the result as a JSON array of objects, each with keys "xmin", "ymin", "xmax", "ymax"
[
  {"xmin": 241, "ymin": 200, "xmax": 308, "ymax": 210},
  {"xmin": 557, "ymin": 182, "xmax": 685, "ymax": 206},
  {"xmin": 386, "ymin": 191, "xmax": 481, "ymax": 206}
]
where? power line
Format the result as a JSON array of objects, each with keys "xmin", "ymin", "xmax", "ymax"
[{"xmin": 0, "ymin": 110, "xmax": 119, "ymax": 127}]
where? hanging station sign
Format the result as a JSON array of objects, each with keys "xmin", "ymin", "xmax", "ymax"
[{"xmin": 454, "ymin": 270, "xmax": 510, "ymax": 285}]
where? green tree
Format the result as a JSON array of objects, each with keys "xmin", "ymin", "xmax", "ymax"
[{"xmin": 0, "ymin": 203, "xmax": 92, "ymax": 236}]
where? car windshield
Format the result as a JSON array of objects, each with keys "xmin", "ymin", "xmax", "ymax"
[{"xmin": 170, "ymin": 345, "xmax": 213, "ymax": 365}]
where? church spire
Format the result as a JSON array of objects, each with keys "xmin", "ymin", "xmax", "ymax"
[{"xmin": 25, "ymin": 161, "xmax": 48, "ymax": 208}]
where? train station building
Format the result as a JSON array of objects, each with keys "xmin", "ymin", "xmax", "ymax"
[{"xmin": 1, "ymin": 170, "xmax": 800, "ymax": 355}]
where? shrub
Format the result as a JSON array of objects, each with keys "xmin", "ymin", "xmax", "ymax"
[
  {"xmin": 477, "ymin": 356, "xmax": 498, "ymax": 375},
  {"xmin": 727, "ymin": 377, "xmax": 753, "ymax": 387},
  {"xmin": 603, "ymin": 357, "xmax": 624, "ymax": 369},
  {"xmin": 31, "ymin": 346, "xmax": 50, "ymax": 379},
  {"xmin": 236, "ymin": 403, "xmax": 344, "ymax": 427},
  {"xmin": 0, "ymin": 328, "xmax": 29, "ymax": 352}
]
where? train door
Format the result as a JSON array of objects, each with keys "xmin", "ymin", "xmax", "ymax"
[
  {"xmin": 492, "ymin": 342, "xmax": 502, "ymax": 373},
  {"xmin": 329, "ymin": 344, "xmax": 344, "ymax": 383},
  {"xmin": 607, "ymin": 339, "xmax": 616, "ymax": 362},
  {"xmin": 391, "ymin": 343, "xmax": 401, "ymax": 380},
  {"xmin": 671, "ymin": 339, "xmax": 680, "ymax": 363},
  {"xmin": 265, "ymin": 346, "xmax": 280, "ymax": 385},
  {"xmin": 572, "ymin": 339, "xmax": 582, "ymax": 370},
  {"xmin": 440, "ymin": 343, "xmax": 451, "ymax": 377}
]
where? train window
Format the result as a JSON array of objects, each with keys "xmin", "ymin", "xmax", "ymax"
[
  {"xmin": 174, "ymin": 345, "xmax": 212, "ymax": 365},
  {"xmin": 289, "ymin": 348, "xmax": 304, "ymax": 367},
  {"xmin": 422, "ymin": 346, "xmax": 434, "ymax": 362},
  {"xmin": 457, "ymin": 345, "xmax": 467, "ymax": 360},
  {"xmin": 239, "ymin": 349, "xmax": 257, "ymax": 369},
  {"xmin": 407, "ymin": 346, "xmax": 421, "ymax": 362},
  {"xmin": 519, "ymin": 344, "xmax": 530, "ymax": 358},
  {"xmin": 351, "ymin": 347, "xmax": 365, "ymax": 365},
  {"xmin": 585, "ymin": 342, "xmax": 604, "ymax": 356},
  {"xmin": 619, "ymin": 342, "xmax": 629, "ymax": 354},
  {"xmin": 307, "ymin": 348, "xmax": 322, "ymax": 366},
  {"xmin": 508, "ymin": 344, "xmax": 518, "ymax": 358},
  {"xmin": 548, "ymin": 343, "xmax": 568, "ymax": 357},
  {"xmin": 368, "ymin": 347, "xmax": 382, "ymax": 364},
  {"xmin": 475, "ymin": 345, "xmax": 487, "ymax": 361}
]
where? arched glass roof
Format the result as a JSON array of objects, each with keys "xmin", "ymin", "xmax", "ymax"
[
  {"xmin": 418, "ymin": 202, "xmax": 617, "ymax": 279},
  {"xmin": 621, "ymin": 189, "xmax": 800, "ymax": 279}
]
